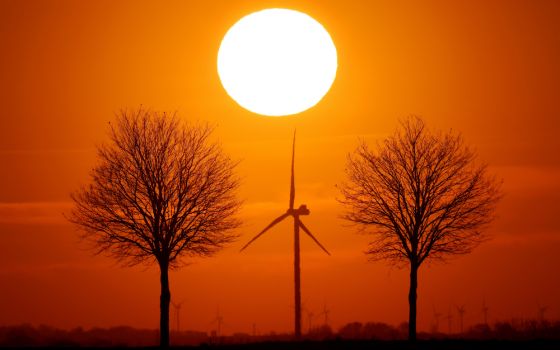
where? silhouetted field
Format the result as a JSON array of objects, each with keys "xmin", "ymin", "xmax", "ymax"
[
  {"xmin": 2, "ymin": 321, "xmax": 559, "ymax": 348},
  {"xmin": 2, "ymin": 339, "xmax": 560, "ymax": 350},
  {"xmin": 206, "ymin": 339, "xmax": 560, "ymax": 350}
]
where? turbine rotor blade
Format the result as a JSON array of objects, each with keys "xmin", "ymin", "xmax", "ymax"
[
  {"xmin": 289, "ymin": 130, "xmax": 296, "ymax": 210},
  {"xmin": 298, "ymin": 221, "xmax": 330, "ymax": 255},
  {"xmin": 240, "ymin": 213, "xmax": 290, "ymax": 252}
]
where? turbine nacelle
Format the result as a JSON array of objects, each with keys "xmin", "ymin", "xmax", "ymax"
[{"xmin": 287, "ymin": 204, "xmax": 310, "ymax": 216}]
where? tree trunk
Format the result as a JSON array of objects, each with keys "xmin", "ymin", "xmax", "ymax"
[
  {"xmin": 159, "ymin": 260, "xmax": 171, "ymax": 347},
  {"xmin": 294, "ymin": 216, "xmax": 302, "ymax": 339},
  {"xmin": 408, "ymin": 262, "xmax": 418, "ymax": 341}
]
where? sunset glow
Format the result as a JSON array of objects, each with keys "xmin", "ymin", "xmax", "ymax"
[
  {"xmin": 217, "ymin": 9, "xmax": 337, "ymax": 116},
  {"xmin": 1, "ymin": 0, "xmax": 560, "ymax": 347}
]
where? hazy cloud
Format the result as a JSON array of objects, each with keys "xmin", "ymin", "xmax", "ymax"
[{"xmin": 0, "ymin": 201, "xmax": 72, "ymax": 224}]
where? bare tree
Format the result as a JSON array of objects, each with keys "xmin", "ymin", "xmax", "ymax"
[
  {"xmin": 339, "ymin": 116, "xmax": 501, "ymax": 341},
  {"xmin": 69, "ymin": 109, "xmax": 241, "ymax": 347}
]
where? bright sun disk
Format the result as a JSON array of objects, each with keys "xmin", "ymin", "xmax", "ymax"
[{"xmin": 217, "ymin": 8, "xmax": 338, "ymax": 117}]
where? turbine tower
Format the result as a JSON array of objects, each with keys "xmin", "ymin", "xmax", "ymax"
[{"xmin": 240, "ymin": 131, "xmax": 330, "ymax": 338}]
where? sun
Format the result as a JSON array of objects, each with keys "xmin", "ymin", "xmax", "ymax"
[{"xmin": 217, "ymin": 8, "xmax": 338, "ymax": 117}]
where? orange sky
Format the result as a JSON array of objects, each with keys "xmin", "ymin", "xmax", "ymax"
[{"xmin": 1, "ymin": 0, "xmax": 560, "ymax": 335}]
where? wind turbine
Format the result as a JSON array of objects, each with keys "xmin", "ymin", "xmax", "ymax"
[
  {"xmin": 210, "ymin": 308, "xmax": 224, "ymax": 338},
  {"xmin": 432, "ymin": 305, "xmax": 441, "ymax": 333},
  {"xmin": 537, "ymin": 302, "xmax": 548, "ymax": 323},
  {"xmin": 171, "ymin": 299, "xmax": 184, "ymax": 333},
  {"xmin": 481, "ymin": 299, "xmax": 489, "ymax": 325},
  {"xmin": 240, "ymin": 131, "xmax": 330, "ymax": 338},
  {"xmin": 456, "ymin": 304, "xmax": 466, "ymax": 333},
  {"xmin": 305, "ymin": 308, "xmax": 315, "ymax": 333},
  {"xmin": 446, "ymin": 307, "xmax": 454, "ymax": 334},
  {"xmin": 320, "ymin": 303, "xmax": 331, "ymax": 326}
]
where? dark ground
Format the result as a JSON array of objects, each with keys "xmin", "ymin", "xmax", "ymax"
[
  {"xmin": 197, "ymin": 339, "xmax": 560, "ymax": 350},
  {"xmin": 16, "ymin": 339, "xmax": 560, "ymax": 350}
]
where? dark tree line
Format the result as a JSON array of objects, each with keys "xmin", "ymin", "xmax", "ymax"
[{"xmin": 3, "ymin": 319, "xmax": 560, "ymax": 347}]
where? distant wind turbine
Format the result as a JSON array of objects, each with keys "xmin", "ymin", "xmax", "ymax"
[
  {"xmin": 446, "ymin": 307, "xmax": 454, "ymax": 334},
  {"xmin": 456, "ymin": 304, "xmax": 466, "ymax": 333},
  {"xmin": 432, "ymin": 305, "xmax": 441, "ymax": 333},
  {"xmin": 240, "ymin": 131, "xmax": 331, "ymax": 338},
  {"xmin": 537, "ymin": 302, "xmax": 548, "ymax": 323},
  {"xmin": 481, "ymin": 299, "xmax": 489, "ymax": 325},
  {"xmin": 305, "ymin": 308, "xmax": 315, "ymax": 333},
  {"xmin": 320, "ymin": 303, "xmax": 330, "ymax": 326},
  {"xmin": 171, "ymin": 299, "xmax": 184, "ymax": 333},
  {"xmin": 210, "ymin": 308, "xmax": 224, "ymax": 338}
]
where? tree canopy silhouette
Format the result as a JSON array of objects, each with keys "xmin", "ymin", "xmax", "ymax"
[
  {"xmin": 339, "ymin": 116, "xmax": 501, "ymax": 341},
  {"xmin": 69, "ymin": 109, "xmax": 241, "ymax": 347}
]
